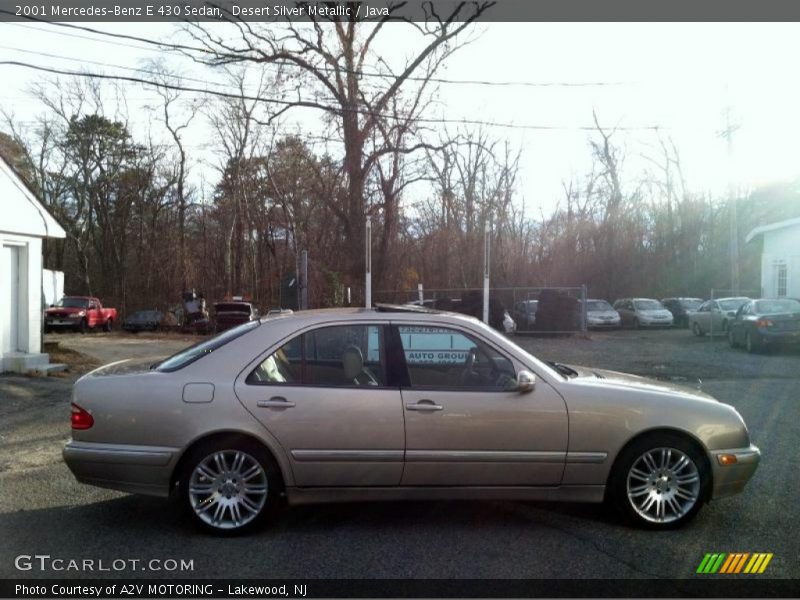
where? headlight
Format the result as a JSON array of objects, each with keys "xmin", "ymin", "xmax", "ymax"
[{"xmin": 77, "ymin": 311, "xmax": 86, "ymax": 317}]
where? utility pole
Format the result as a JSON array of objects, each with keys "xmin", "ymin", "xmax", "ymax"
[
  {"xmin": 482, "ymin": 221, "xmax": 491, "ymax": 324},
  {"xmin": 720, "ymin": 91, "xmax": 741, "ymax": 295},
  {"xmin": 365, "ymin": 215, "xmax": 372, "ymax": 308}
]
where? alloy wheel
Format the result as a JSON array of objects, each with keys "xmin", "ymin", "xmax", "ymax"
[
  {"xmin": 626, "ymin": 447, "xmax": 700, "ymax": 524},
  {"xmin": 188, "ymin": 449, "xmax": 268, "ymax": 530}
]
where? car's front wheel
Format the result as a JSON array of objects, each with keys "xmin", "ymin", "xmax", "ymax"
[
  {"xmin": 728, "ymin": 329, "xmax": 739, "ymax": 348},
  {"xmin": 745, "ymin": 331, "xmax": 763, "ymax": 354},
  {"xmin": 692, "ymin": 322, "xmax": 703, "ymax": 337},
  {"xmin": 179, "ymin": 438, "xmax": 282, "ymax": 534},
  {"xmin": 608, "ymin": 433, "xmax": 709, "ymax": 529}
]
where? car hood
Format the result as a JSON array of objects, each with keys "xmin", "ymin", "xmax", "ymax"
[
  {"xmin": 46, "ymin": 307, "xmax": 83, "ymax": 315},
  {"xmin": 566, "ymin": 365, "xmax": 714, "ymax": 401},
  {"xmin": 639, "ymin": 309, "xmax": 672, "ymax": 317}
]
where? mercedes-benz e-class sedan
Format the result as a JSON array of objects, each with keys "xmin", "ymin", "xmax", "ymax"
[{"xmin": 64, "ymin": 306, "xmax": 759, "ymax": 533}]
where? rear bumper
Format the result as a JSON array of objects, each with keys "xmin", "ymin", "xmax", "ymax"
[
  {"xmin": 759, "ymin": 329, "xmax": 800, "ymax": 345},
  {"xmin": 709, "ymin": 445, "xmax": 760, "ymax": 499},
  {"xmin": 63, "ymin": 441, "xmax": 178, "ymax": 497}
]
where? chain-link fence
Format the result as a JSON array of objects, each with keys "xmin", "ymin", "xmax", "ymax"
[{"xmin": 373, "ymin": 285, "xmax": 588, "ymax": 334}]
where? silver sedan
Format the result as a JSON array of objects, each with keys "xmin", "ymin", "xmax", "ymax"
[{"xmin": 64, "ymin": 306, "xmax": 759, "ymax": 533}]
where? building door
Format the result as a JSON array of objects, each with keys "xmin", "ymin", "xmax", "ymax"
[{"xmin": 1, "ymin": 245, "xmax": 21, "ymax": 353}]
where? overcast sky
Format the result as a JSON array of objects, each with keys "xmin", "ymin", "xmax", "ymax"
[{"xmin": 2, "ymin": 21, "xmax": 800, "ymax": 215}]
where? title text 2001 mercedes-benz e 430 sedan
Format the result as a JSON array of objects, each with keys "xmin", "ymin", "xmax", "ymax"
[{"xmin": 64, "ymin": 306, "xmax": 760, "ymax": 533}]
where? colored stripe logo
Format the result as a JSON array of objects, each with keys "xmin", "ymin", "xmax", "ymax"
[{"xmin": 697, "ymin": 553, "xmax": 773, "ymax": 574}]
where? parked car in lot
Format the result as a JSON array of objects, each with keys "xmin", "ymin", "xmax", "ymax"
[
  {"xmin": 512, "ymin": 299, "xmax": 538, "ymax": 330},
  {"xmin": 214, "ymin": 298, "xmax": 259, "ymax": 332},
  {"xmin": 687, "ymin": 297, "xmax": 750, "ymax": 337},
  {"xmin": 613, "ymin": 298, "xmax": 674, "ymax": 328},
  {"xmin": 582, "ymin": 299, "xmax": 622, "ymax": 329},
  {"xmin": 122, "ymin": 310, "xmax": 164, "ymax": 333},
  {"xmin": 44, "ymin": 296, "xmax": 117, "ymax": 333},
  {"xmin": 728, "ymin": 298, "xmax": 800, "ymax": 353},
  {"xmin": 661, "ymin": 298, "xmax": 704, "ymax": 328},
  {"xmin": 64, "ymin": 305, "xmax": 759, "ymax": 533}
]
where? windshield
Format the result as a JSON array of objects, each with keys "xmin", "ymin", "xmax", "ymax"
[
  {"xmin": 719, "ymin": 298, "xmax": 749, "ymax": 311},
  {"xmin": 587, "ymin": 300, "xmax": 613, "ymax": 311},
  {"xmin": 56, "ymin": 298, "xmax": 89, "ymax": 309},
  {"xmin": 156, "ymin": 320, "xmax": 259, "ymax": 372},
  {"xmin": 755, "ymin": 299, "xmax": 800, "ymax": 314},
  {"xmin": 680, "ymin": 299, "xmax": 703, "ymax": 310},
  {"xmin": 634, "ymin": 300, "xmax": 664, "ymax": 311}
]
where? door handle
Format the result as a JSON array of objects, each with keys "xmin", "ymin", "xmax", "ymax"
[
  {"xmin": 406, "ymin": 400, "xmax": 443, "ymax": 412},
  {"xmin": 257, "ymin": 397, "xmax": 296, "ymax": 408}
]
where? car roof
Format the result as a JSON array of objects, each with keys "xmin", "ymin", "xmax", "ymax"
[{"xmin": 259, "ymin": 305, "xmax": 482, "ymax": 326}]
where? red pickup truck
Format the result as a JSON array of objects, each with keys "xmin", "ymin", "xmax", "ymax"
[{"xmin": 44, "ymin": 296, "xmax": 118, "ymax": 333}]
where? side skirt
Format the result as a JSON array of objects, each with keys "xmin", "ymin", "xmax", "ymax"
[{"xmin": 285, "ymin": 484, "xmax": 605, "ymax": 506}]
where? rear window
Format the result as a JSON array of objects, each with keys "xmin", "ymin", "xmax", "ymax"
[
  {"xmin": 215, "ymin": 303, "xmax": 252, "ymax": 313},
  {"xmin": 156, "ymin": 320, "xmax": 259, "ymax": 372},
  {"xmin": 755, "ymin": 299, "xmax": 800, "ymax": 314},
  {"xmin": 680, "ymin": 299, "xmax": 703, "ymax": 310}
]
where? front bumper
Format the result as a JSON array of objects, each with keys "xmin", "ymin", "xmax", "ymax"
[
  {"xmin": 63, "ymin": 441, "xmax": 178, "ymax": 497},
  {"xmin": 640, "ymin": 320, "xmax": 673, "ymax": 327},
  {"xmin": 709, "ymin": 444, "xmax": 760, "ymax": 499},
  {"xmin": 588, "ymin": 320, "xmax": 621, "ymax": 329}
]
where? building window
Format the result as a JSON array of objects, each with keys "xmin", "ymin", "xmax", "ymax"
[{"xmin": 777, "ymin": 263, "xmax": 788, "ymax": 297}]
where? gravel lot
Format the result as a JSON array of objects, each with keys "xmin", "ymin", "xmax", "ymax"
[{"xmin": 1, "ymin": 328, "xmax": 798, "ymax": 581}]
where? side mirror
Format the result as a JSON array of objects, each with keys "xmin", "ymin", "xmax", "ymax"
[{"xmin": 516, "ymin": 369, "xmax": 536, "ymax": 393}]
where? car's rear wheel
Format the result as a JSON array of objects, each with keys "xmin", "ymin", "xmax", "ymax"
[
  {"xmin": 608, "ymin": 433, "xmax": 709, "ymax": 529},
  {"xmin": 692, "ymin": 322, "xmax": 703, "ymax": 337},
  {"xmin": 179, "ymin": 438, "xmax": 282, "ymax": 534}
]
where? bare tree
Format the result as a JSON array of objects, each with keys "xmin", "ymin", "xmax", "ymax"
[{"xmin": 185, "ymin": 1, "xmax": 493, "ymax": 294}]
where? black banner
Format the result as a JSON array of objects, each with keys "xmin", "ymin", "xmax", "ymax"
[
  {"xmin": 6, "ymin": 0, "xmax": 800, "ymax": 23},
  {"xmin": 2, "ymin": 579, "xmax": 799, "ymax": 598}
]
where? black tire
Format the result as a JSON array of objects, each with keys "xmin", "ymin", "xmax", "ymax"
[
  {"xmin": 44, "ymin": 326, "xmax": 52, "ymax": 334},
  {"xmin": 104, "ymin": 318, "xmax": 113, "ymax": 332},
  {"xmin": 728, "ymin": 329, "xmax": 739, "ymax": 349},
  {"xmin": 746, "ymin": 331, "xmax": 762, "ymax": 354},
  {"xmin": 177, "ymin": 436, "xmax": 283, "ymax": 535},
  {"xmin": 692, "ymin": 322, "xmax": 703, "ymax": 337},
  {"xmin": 607, "ymin": 432, "xmax": 710, "ymax": 529},
  {"xmin": 77, "ymin": 318, "xmax": 87, "ymax": 334},
  {"xmin": 633, "ymin": 318, "xmax": 640, "ymax": 330}
]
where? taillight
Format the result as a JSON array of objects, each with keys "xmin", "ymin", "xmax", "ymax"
[
  {"xmin": 756, "ymin": 318, "xmax": 774, "ymax": 328},
  {"xmin": 71, "ymin": 403, "xmax": 94, "ymax": 430}
]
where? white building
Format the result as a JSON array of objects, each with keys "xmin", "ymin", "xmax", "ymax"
[
  {"xmin": 0, "ymin": 156, "xmax": 66, "ymax": 373},
  {"xmin": 745, "ymin": 217, "xmax": 800, "ymax": 299}
]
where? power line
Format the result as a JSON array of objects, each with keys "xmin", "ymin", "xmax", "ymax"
[
  {"xmin": 0, "ymin": 59, "xmax": 665, "ymax": 132},
  {"xmin": 1, "ymin": 16, "xmax": 635, "ymax": 89}
]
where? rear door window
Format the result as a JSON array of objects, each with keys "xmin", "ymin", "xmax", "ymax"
[{"xmin": 247, "ymin": 325, "xmax": 387, "ymax": 387}]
